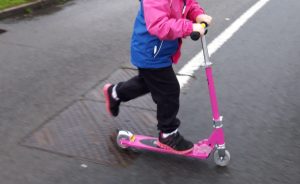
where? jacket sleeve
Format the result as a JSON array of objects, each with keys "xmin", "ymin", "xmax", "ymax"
[
  {"xmin": 143, "ymin": 0, "xmax": 193, "ymax": 40},
  {"xmin": 186, "ymin": 0, "xmax": 205, "ymax": 22}
]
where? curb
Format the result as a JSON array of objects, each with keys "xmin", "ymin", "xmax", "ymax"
[{"xmin": 0, "ymin": 0, "xmax": 56, "ymax": 20}]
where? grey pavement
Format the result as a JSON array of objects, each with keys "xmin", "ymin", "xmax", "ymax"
[{"xmin": 0, "ymin": 0, "xmax": 299, "ymax": 184}]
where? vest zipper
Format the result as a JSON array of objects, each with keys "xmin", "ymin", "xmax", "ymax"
[{"xmin": 154, "ymin": 41, "xmax": 164, "ymax": 58}]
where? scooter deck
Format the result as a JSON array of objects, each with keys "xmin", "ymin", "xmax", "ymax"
[{"xmin": 120, "ymin": 134, "xmax": 213, "ymax": 159}]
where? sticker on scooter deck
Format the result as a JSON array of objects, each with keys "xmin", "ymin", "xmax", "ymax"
[{"xmin": 140, "ymin": 138, "xmax": 159, "ymax": 148}]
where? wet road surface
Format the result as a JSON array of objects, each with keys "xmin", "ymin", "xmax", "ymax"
[{"xmin": 0, "ymin": 0, "xmax": 299, "ymax": 183}]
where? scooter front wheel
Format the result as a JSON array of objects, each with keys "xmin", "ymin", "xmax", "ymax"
[
  {"xmin": 214, "ymin": 149, "xmax": 230, "ymax": 166},
  {"xmin": 116, "ymin": 130, "xmax": 133, "ymax": 149}
]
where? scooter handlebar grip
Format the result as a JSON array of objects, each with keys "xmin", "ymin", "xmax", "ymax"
[
  {"xmin": 190, "ymin": 32, "xmax": 201, "ymax": 41},
  {"xmin": 190, "ymin": 22, "xmax": 208, "ymax": 41}
]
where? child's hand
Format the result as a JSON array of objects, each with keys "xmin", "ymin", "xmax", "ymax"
[
  {"xmin": 196, "ymin": 14, "xmax": 213, "ymax": 26},
  {"xmin": 193, "ymin": 23, "xmax": 206, "ymax": 36}
]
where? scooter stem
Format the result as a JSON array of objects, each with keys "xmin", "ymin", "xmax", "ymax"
[
  {"xmin": 201, "ymin": 35, "xmax": 221, "ymax": 121},
  {"xmin": 201, "ymin": 36, "xmax": 210, "ymax": 66},
  {"xmin": 201, "ymin": 35, "xmax": 225, "ymax": 148}
]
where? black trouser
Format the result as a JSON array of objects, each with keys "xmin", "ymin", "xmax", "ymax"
[{"xmin": 116, "ymin": 66, "xmax": 181, "ymax": 133}]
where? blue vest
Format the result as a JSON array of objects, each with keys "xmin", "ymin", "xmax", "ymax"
[{"xmin": 131, "ymin": 1, "xmax": 179, "ymax": 69}]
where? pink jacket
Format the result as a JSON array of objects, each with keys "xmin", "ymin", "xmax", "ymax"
[{"xmin": 143, "ymin": 0, "xmax": 205, "ymax": 63}]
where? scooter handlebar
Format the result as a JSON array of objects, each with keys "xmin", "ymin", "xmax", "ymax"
[{"xmin": 190, "ymin": 22, "xmax": 208, "ymax": 41}]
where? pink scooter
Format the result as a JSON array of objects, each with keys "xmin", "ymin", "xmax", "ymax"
[{"xmin": 116, "ymin": 24, "xmax": 230, "ymax": 166}]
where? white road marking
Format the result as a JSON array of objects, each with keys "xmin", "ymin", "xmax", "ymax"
[{"xmin": 178, "ymin": 0, "xmax": 270, "ymax": 88}]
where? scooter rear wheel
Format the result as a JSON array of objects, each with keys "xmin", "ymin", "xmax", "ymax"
[{"xmin": 214, "ymin": 149, "xmax": 230, "ymax": 166}]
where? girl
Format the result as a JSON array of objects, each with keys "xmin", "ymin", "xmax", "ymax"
[{"xmin": 104, "ymin": 0, "xmax": 212, "ymax": 154}]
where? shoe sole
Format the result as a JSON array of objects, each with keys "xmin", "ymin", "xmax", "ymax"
[
  {"xmin": 157, "ymin": 141, "xmax": 194, "ymax": 155},
  {"xmin": 103, "ymin": 83, "xmax": 113, "ymax": 117}
]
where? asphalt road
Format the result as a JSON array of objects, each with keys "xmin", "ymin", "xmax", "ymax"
[{"xmin": 0, "ymin": 0, "xmax": 299, "ymax": 183}]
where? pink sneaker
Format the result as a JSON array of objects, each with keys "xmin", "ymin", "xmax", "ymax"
[{"xmin": 103, "ymin": 84, "xmax": 120, "ymax": 117}]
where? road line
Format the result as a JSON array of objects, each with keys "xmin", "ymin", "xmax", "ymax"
[{"xmin": 178, "ymin": 0, "xmax": 270, "ymax": 88}]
